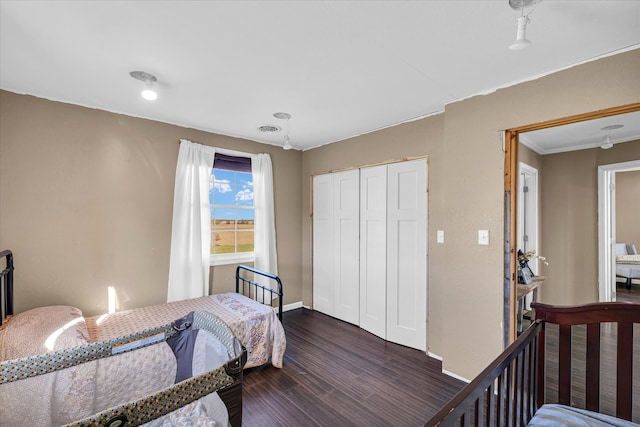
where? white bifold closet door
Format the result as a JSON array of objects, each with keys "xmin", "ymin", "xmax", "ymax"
[
  {"xmin": 359, "ymin": 160, "xmax": 427, "ymax": 350},
  {"xmin": 312, "ymin": 173, "xmax": 334, "ymax": 316},
  {"xmin": 385, "ymin": 160, "xmax": 427, "ymax": 351},
  {"xmin": 313, "ymin": 159, "xmax": 427, "ymax": 351},
  {"xmin": 359, "ymin": 165, "xmax": 388, "ymax": 338},
  {"xmin": 312, "ymin": 169, "xmax": 360, "ymax": 325}
]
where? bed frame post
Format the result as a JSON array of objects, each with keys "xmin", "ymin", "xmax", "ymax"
[
  {"xmin": 0, "ymin": 250, "xmax": 14, "ymax": 326},
  {"xmin": 235, "ymin": 265, "xmax": 284, "ymax": 323}
]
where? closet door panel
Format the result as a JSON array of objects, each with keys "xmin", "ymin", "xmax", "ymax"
[
  {"xmin": 386, "ymin": 159, "xmax": 427, "ymax": 351},
  {"xmin": 333, "ymin": 170, "xmax": 360, "ymax": 325},
  {"xmin": 359, "ymin": 165, "xmax": 387, "ymax": 338},
  {"xmin": 312, "ymin": 174, "xmax": 334, "ymax": 316}
]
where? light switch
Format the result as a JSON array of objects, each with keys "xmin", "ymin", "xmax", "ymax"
[
  {"xmin": 478, "ymin": 230, "xmax": 489, "ymax": 245},
  {"xmin": 437, "ymin": 230, "xmax": 444, "ymax": 243}
]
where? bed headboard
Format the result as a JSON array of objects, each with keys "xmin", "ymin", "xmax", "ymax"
[
  {"xmin": 235, "ymin": 265, "xmax": 283, "ymax": 323},
  {"xmin": 0, "ymin": 250, "xmax": 14, "ymax": 326}
]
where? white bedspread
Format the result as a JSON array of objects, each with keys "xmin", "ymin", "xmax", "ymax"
[
  {"xmin": 0, "ymin": 327, "xmax": 230, "ymax": 427},
  {"xmin": 86, "ymin": 292, "xmax": 286, "ymax": 368},
  {"xmin": 528, "ymin": 404, "xmax": 640, "ymax": 427}
]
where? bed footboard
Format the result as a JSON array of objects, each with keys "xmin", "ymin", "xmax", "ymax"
[
  {"xmin": 425, "ymin": 302, "xmax": 640, "ymax": 426},
  {"xmin": 425, "ymin": 321, "xmax": 542, "ymax": 427},
  {"xmin": 0, "ymin": 250, "xmax": 14, "ymax": 326},
  {"xmin": 235, "ymin": 265, "xmax": 283, "ymax": 322},
  {"xmin": 533, "ymin": 302, "xmax": 640, "ymax": 422}
]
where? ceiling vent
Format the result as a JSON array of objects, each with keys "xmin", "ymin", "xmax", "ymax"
[{"xmin": 258, "ymin": 125, "xmax": 281, "ymax": 133}]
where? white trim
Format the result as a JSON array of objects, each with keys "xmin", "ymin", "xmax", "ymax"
[
  {"xmin": 598, "ymin": 160, "xmax": 640, "ymax": 302},
  {"xmin": 427, "ymin": 351, "xmax": 443, "ymax": 361},
  {"xmin": 442, "ymin": 369, "xmax": 471, "ymax": 384},
  {"xmin": 210, "ymin": 252, "xmax": 255, "ymax": 266},
  {"xmin": 518, "ymin": 163, "xmax": 539, "ymax": 271},
  {"xmin": 282, "ymin": 301, "xmax": 303, "ymax": 312}
]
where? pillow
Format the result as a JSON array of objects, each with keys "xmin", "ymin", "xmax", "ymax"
[
  {"xmin": 617, "ymin": 254, "xmax": 640, "ymax": 265},
  {"xmin": 0, "ymin": 305, "xmax": 90, "ymax": 361}
]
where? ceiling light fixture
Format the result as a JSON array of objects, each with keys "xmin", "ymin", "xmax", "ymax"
[
  {"xmin": 600, "ymin": 124, "xmax": 624, "ymax": 150},
  {"xmin": 273, "ymin": 112, "xmax": 293, "ymax": 150},
  {"xmin": 129, "ymin": 70, "xmax": 158, "ymax": 101},
  {"xmin": 508, "ymin": 0, "xmax": 538, "ymax": 51}
]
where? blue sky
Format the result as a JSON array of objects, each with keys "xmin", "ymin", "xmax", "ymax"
[{"xmin": 210, "ymin": 169, "xmax": 254, "ymax": 220}]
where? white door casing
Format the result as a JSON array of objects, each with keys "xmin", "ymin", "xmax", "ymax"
[
  {"xmin": 598, "ymin": 160, "xmax": 640, "ymax": 302},
  {"xmin": 518, "ymin": 162, "xmax": 539, "ymax": 310}
]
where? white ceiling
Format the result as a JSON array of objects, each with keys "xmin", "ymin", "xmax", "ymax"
[
  {"xmin": 520, "ymin": 111, "xmax": 640, "ymax": 155},
  {"xmin": 1, "ymin": 1, "xmax": 639, "ymax": 151}
]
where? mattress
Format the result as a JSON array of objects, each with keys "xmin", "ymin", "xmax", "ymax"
[
  {"xmin": 86, "ymin": 292, "xmax": 286, "ymax": 368},
  {"xmin": 0, "ymin": 292, "xmax": 286, "ymax": 369},
  {"xmin": 0, "ymin": 310, "xmax": 242, "ymax": 426},
  {"xmin": 528, "ymin": 404, "xmax": 640, "ymax": 427}
]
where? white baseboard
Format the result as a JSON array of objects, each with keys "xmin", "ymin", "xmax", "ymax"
[
  {"xmin": 282, "ymin": 301, "xmax": 303, "ymax": 312},
  {"xmin": 427, "ymin": 351, "xmax": 443, "ymax": 361},
  {"xmin": 442, "ymin": 369, "xmax": 471, "ymax": 384},
  {"xmin": 428, "ymin": 352, "xmax": 471, "ymax": 383}
]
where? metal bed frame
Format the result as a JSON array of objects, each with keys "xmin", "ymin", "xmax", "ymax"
[
  {"xmin": 235, "ymin": 264, "xmax": 283, "ymax": 323},
  {"xmin": 0, "ymin": 250, "xmax": 14, "ymax": 326},
  {"xmin": 2, "ymin": 256, "xmax": 283, "ymax": 328}
]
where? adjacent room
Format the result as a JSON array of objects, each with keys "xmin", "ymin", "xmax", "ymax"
[{"xmin": 1, "ymin": 1, "xmax": 639, "ymax": 426}]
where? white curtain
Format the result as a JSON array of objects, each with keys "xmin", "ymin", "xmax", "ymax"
[
  {"xmin": 167, "ymin": 140, "xmax": 216, "ymax": 302},
  {"xmin": 252, "ymin": 154, "xmax": 278, "ymax": 295}
]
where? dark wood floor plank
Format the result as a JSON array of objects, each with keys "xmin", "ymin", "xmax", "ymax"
[{"xmin": 242, "ymin": 308, "xmax": 465, "ymax": 426}]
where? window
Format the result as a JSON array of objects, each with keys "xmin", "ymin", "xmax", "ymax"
[{"xmin": 210, "ymin": 154, "xmax": 254, "ymax": 265}]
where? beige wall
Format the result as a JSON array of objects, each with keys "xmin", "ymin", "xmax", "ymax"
[
  {"xmin": 616, "ymin": 169, "xmax": 640, "ymax": 249},
  {"xmin": 302, "ymin": 49, "xmax": 640, "ymax": 380},
  {"xmin": 301, "ymin": 114, "xmax": 445, "ymax": 354},
  {"xmin": 519, "ymin": 144, "xmax": 542, "ymax": 172},
  {"xmin": 438, "ymin": 50, "xmax": 639, "ymax": 379},
  {"xmin": 2, "ymin": 49, "xmax": 639, "ymax": 380},
  {"xmin": 0, "ymin": 91, "xmax": 302, "ymax": 316},
  {"xmin": 539, "ymin": 140, "xmax": 640, "ymax": 304}
]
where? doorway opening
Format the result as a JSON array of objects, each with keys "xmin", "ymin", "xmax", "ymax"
[
  {"xmin": 503, "ymin": 102, "xmax": 640, "ymax": 345},
  {"xmin": 598, "ymin": 160, "xmax": 640, "ymax": 302}
]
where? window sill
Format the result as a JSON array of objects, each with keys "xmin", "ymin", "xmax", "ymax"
[{"xmin": 210, "ymin": 252, "xmax": 255, "ymax": 266}]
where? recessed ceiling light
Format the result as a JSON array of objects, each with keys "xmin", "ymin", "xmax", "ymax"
[{"xmin": 130, "ymin": 70, "xmax": 158, "ymax": 101}]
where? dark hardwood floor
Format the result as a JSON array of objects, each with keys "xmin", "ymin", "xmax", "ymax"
[
  {"xmin": 242, "ymin": 308, "xmax": 465, "ymax": 427},
  {"xmin": 616, "ymin": 281, "xmax": 640, "ymax": 303}
]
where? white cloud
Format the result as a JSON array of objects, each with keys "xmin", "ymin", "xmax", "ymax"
[
  {"xmin": 235, "ymin": 188, "xmax": 254, "ymax": 202},
  {"xmin": 213, "ymin": 178, "xmax": 232, "ymax": 193}
]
